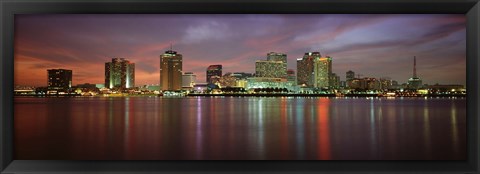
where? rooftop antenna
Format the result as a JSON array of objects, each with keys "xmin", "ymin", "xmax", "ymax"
[
  {"xmin": 413, "ymin": 56, "xmax": 417, "ymax": 78},
  {"xmin": 170, "ymin": 43, "xmax": 173, "ymax": 51}
]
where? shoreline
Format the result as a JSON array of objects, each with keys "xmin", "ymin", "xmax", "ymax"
[{"xmin": 14, "ymin": 94, "xmax": 467, "ymax": 98}]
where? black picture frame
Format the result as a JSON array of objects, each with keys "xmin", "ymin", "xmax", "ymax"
[{"xmin": 1, "ymin": 0, "xmax": 479, "ymax": 173}]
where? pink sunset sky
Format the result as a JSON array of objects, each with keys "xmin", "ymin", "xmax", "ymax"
[{"xmin": 14, "ymin": 14, "xmax": 466, "ymax": 86}]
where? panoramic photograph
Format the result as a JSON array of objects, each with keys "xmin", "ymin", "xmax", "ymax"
[{"xmin": 14, "ymin": 14, "xmax": 466, "ymax": 160}]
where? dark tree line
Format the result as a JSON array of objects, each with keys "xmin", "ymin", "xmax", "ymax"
[
  {"xmin": 221, "ymin": 87, "xmax": 247, "ymax": 93},
  {"xmin": 253, "ymin": 87, "xmax": 289, "ymax": 93}
]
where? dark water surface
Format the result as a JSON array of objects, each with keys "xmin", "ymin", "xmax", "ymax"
[{"xmin": 14, "ymin": 97, "xmax": 466, "ymax": 160}]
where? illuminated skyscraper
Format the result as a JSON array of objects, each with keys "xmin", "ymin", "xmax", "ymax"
[
  {"xmin": 297, "ymin": 52, "xmax": 320, "ymax": 87},
  {"xmin": 160, "ymin": 49, "xmax": 183, "ymax": 91},
  {"xmin": 255, "ymin": 52, "xmax": 287, "ymax": 79},
  {"xmin": 255, "ymin": 60, "xmax": 284, "ymax": 78},
  {"xmin": 267, "ymin": 52, "xmax": 287, "ymax": 78},
  {"xmin": 105, "ymin": 58, "xmax": 135, "ymax": 89},
  {"xmin": 47, "ymin": 69, "xmax": 72, "ymax": 89},
  {"xmin": 313, "ymin": 56, "xmax": 332, "ymax": 88},
  {"xmin": 206, "ymin": 65, "xmax": 222, "ymax": 84}
]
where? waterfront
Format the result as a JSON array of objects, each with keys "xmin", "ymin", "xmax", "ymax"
[{"xmin": 14, "ymin": 97, "xmax": 466, "ymax": 160}]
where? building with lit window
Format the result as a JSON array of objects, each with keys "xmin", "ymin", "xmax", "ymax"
[
  {"xmin": 254, "ymin": 52, "xmax": 287, "ymax": 79},
  {"xmin": 297, "ymin": 52, "xmax": 320, "ymax": 87},
  {"xmin": 206, "ymin": 65, "xmax": 222, "ymax": 84},
  {"xmin": 47, "ymin": 69, "xmax": 72, "ymax": 90},
  {"xmin": 246, "ymin": 77, "xmax": 295, "ymax": 91},
  {"xmin": 346, "ymin": 70, "xmax": 355, "ymax": 81},
  {"xmin": 218, "ymin": 74, "xmax": 238, "ymax": 88},
  {"xmin": 287, "ymin": 69, "xmax": 296, "ymax": 83},
  {"xmin": 313, "ymin": 56, "xmax": 332, "ymax": 88},
  {"xmin": 105, "ymin": 58, "xmax": 135, "ymax": 89},
  {"xmin": 182, "ymin": 72, "xmax": 196, "ymax": 88},
  {"xmin": 267, "ymin": 52, "xmax": 287, "ymax": 78},
  {"xmin": 379, "ymin": 77, "xmax": 392, "ymax": 90},
  {"xmin": 331, "ymin": 73, "xmax": 340, "ymax": 89},
  {"xmin": 349, "ymin": 77, "xmax": 380, "ymax": 90},
  {"xmin": 255, "ymin": 60, "xmax": 284, "ymax": 78},
  {"xmin": 160, "ymin": 50, "xmax": 183, "ymax": 91}
]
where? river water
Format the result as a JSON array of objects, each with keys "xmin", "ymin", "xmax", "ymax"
[{"xmin": 14, "ymin": 97, "xmax": 466, "ymax": 160}]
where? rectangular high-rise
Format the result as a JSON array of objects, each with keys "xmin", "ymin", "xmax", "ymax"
[
  {"xmin": 266, "ymin": 52, "xmax": 287, "ymax": 78},
  {"xmin": 47, "ymin": 69, "xmax": 72, "ymax": 89},
  {"xmin": 313, "ymin": 56, "xmax": 332, "ymax": 88},
  {"xmin": 255, "ymin": 52, "xmax": 288, "ymax": 79},
  {"xmin": 296, "ymin": 52, "xmax": 320, "ymax": 87},
  {"xmin": 160, "ymin": 50, "xmax": 183, "ymax": 91},
  {"xmin": 105, "ymin": 58, "xmax": 135, "ymax": 89},
  {"xmin": 206, "ymin": 65, "xmax": 222, "ymax": 84},
  {"xmin": 255, "ymin": 60, "xmax": 284, "ymax": 78},
  {"xmin": 346, "ymin": 70, "xmax": 355, "ymax": 81}
]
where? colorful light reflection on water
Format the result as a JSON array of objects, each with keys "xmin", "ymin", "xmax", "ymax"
[{"xmin": 14, "ymin": 97, "xmax": 466, "ymax": 160}]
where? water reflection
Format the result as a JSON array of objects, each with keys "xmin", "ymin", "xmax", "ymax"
[
  {"xmin": 317, "ymin": 98, "xmax": 331, "ymax": 160},
  {"xmin": 369, "ymin": 99, "xmax": 377, "ymax": 158},
  {"xmin": 451, "ymin": 101, "xmax": 459, "ymax": 156},
  {"xmin": 196, "ymin": 97, "xmax": 203, "ymax": 159},
  {"xmin": 423, "ymin": 100, "xmax": 432, "ymax": 159},
  {"xmin": 14, "ymin": 97, "xmax": 466, "ymax": 160}
]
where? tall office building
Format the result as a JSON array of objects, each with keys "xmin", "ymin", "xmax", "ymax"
[
  {"xmin": 255, "ymin": 60, "xmax": 285, "ymax": 78},
  {"xmin": 297, "ymin": 52, "xmax": 320, "ymax": 87},
  {"xmin": 182, "ymin": 72, "xmax": 196, "ymax": 88},
  {"xmin": 346, "ymin": 70, "xmax": 355, "ymax": 81},
  {"xmin": 408, "ymin": 56, "xmax": 422, "ymax": 89},
  {"xmin": 346, "ymin": 70, "xmax": 355, "ymax": 88},
  {"xmin": 266, "ymin": 52, "xmax": 287, "ymax": 78},
  {"xmin": 255, "ymin": 52, "xmax": 287, "ymax": 79},
  {"xmin": 313, "ymin": 56, "xmax": 332, "ymax": 88},
  {"xmin": 160, "ymin": 49, "xmax": 183, "ymax": 91},
  {"xmin": 47, "ymin": 69, "xmax": 72, "ymax": 89},
  {"xmin": 105, "ymin": 58, "xmax": 135, "ymax": 89},
  {"xmin": 206, "ymin": 65, "xmax": 222, "ymax": 84}
]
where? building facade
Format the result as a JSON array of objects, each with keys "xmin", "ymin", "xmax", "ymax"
[
  {"xmin": 105, "ymin": 58, "xmax": 135, "ymax": 89},
  {"xmin": 331, "ymin": 73, "xmax": 340, "ymax": 89},
  {"xmin": 255, "ymin": 60, "xmax": 285, "ymax": 78},
  {"xmin": 246, "ymin": 77, "xmax": 295, "ymax": 91},
  {"xmin": 297, "ymin": 52, "xmax": 320, "ymax": 87},
  {"xmin": 47, "ymin": 69, "xmax": 72, "ymax": 89},
  {"xmin": 349, "ymin": 77, "xmax": 381, "ymax": 90},
  {"xmin": 346, "ymin": 70, "xmax": 355, "ymax": 81},
  {"xmin": 182, "ymin": 72, "xmax": 196, "ymax": 88},
  {"xmin": 266, "ymin": 52, "xmax": 287, "ymax": 78},
  {"xmin": 206, "ymin": 65, "xmax": 222, "ymax": 84},
  {"xmin": 160, "ymin": 50, "xmax": 183, "ymax": 91},
  {"xmin": 287, "ymin": 69, "xmax": 296, "ymax": 84},
  {"xmin": 313, "ymin": 56, "xmax": 332, "ymax": 88}
]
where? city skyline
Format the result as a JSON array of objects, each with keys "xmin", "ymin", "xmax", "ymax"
[{"xmin": 14, "ymin": 14, "xmax": 466, "ymax": 86}]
